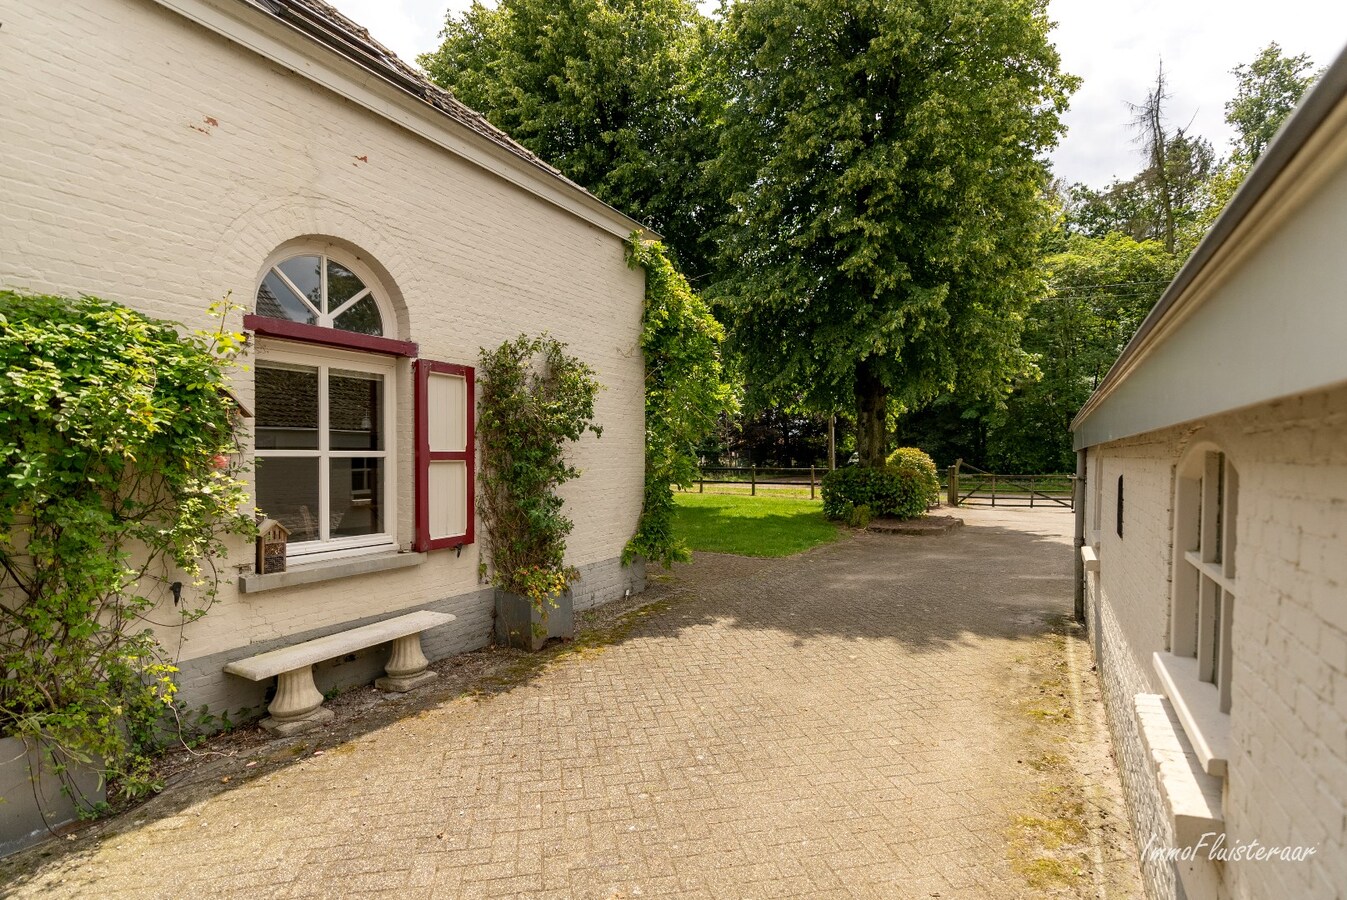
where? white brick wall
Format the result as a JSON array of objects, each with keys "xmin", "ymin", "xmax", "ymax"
[
  {"xmin": 0, "ymin": 0, "xmax": 646, "ymax": 703},
  {"xmin": 1085, "ymin": 384, "xmax": 1347, "ymax": 899}
]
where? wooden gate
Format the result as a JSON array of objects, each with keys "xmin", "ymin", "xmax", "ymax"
[{"xmin": 945, "ymin": 461, "xmax": 1074, "ymax": 510}]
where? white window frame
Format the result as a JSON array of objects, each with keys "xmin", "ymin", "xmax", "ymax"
[
  {"xmin": 1156, "ymin": 445, "xmax": 1237, "ymax": 776},
  {"xmin": 258, "ymin": 247, "xmax": 394, "ymax": 333},
  {"xmin": 254, "ymin": 340, "xmax": 399, "ymax": 562}
]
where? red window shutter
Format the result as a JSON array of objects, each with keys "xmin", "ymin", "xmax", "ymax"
[{"xmin": 414, "ymin": 360, "xmax": 475, "ymax": 551}]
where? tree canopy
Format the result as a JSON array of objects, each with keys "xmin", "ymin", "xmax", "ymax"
[
  {"xmin": 1226, "ymin": 43, "xmax": 1318, "ymax": 163},
  {"xmin": 420, "ymin": 0, "xmax": 724, "ymax": 279},
  {"xmin": 711, "ymin": 0, "xmax": 1077, "ymax": 465}
]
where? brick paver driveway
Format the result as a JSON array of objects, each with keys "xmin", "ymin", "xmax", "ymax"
[{"xmin": 4, "ymin": 507, "xmax": 1141, "ymax": 898}]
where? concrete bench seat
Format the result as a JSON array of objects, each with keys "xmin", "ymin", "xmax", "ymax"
[{"xmin": 224, "ymin": 610, "xmax": 454, "ymax": 736}]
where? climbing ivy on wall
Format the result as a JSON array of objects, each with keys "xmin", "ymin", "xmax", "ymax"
[
  {"xmin": 624, "ymin": 237, "xmax": 736, "ymax": 567},
  {"xmin": 0, "ymin": 293, "xmax": 256, "ymax": 800},
  {"xmin": 476, "ymin": 335, "xmax": 603, "ymax": 607}
]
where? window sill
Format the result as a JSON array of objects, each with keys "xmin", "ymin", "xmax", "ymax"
[
  {"xmin": 1153, "ymin": 652, "xmax": 1231, "ymax": 777},
  {"xmin": 1134, "ymin": 692, "xmax": 1225, "ymax": 851},
  {"xmin": 1080, "ymin": 545, "xmax": 1100, "ymax": 573},
  {"xmin": 240, "ymin": 551, "xmax": 425, "ymax": 594}
]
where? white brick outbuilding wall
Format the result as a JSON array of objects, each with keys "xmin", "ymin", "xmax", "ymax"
[
  {"xmin": 0, "ymin": 0, "xmax": 647, "ymax": 716},
  {"xmin": 1084, "ymin": 384, "xmax": 1347, "ymax": 899}
]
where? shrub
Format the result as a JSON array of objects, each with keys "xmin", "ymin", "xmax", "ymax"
[
  {"xmin": 886, "ymin": 446, "xmax": 941, "ymax": 509},
  {"xmin": 845, "ymin": 504, "xmax": 873, "ymax": 529},
  {"xmin": 0, "ymin": 292, "xmax": 255, "ymax": 801},
  {"xmin": 622, "ymin": 238, "xmax": 735, "ymax": 568},
  {"xmin": 822, "ymin": 466, "xmax": 927, "ymax": 520},
  {"xmin": 476, "ymin": 335, "xmax": 602, "ymax": 609}
]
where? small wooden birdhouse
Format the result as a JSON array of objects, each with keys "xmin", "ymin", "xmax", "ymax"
[{"xmin": 256, "ymin": 518, "xmax": 290, "ymax": 575}]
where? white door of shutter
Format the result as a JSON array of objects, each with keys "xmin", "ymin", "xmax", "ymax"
[{"xmin": 414, "ymin": 360, "xmax": 474, "ymax": 551}]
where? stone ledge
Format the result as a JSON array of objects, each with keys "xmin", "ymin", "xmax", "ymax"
[
  {"xmin": 1134, "ymin": 691, "xmax": 1225, "ymax": 850},
  {"xmin": 239, "ymin": 551, "xmax": 425, "ymax": 594},
  {"xmin": 1152, "ymin": 652, "xmax": 1231, "ymax": 777}
]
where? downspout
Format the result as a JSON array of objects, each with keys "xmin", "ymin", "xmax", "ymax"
[{"xmin": 1073, "ymin": 448, "xmax": 1087, "ymax": 624}]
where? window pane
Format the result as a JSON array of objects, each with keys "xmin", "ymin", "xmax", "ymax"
[
  {"xmin": 332, "ymin": 295, "xmax": 384, "ymax": 336},
  {"xmin": 330, "ymin": 457, "xmax": 384, "ymax": 537},
  {"xmin": 256, "ymin": 456, "xmax": 320, "ymax": 543},
  {"xmin": 257, "ymin": 272, "xmax": 316, "ymax": 325},
  {"xmin": 276, "ymin": 256, "xmax": 324, "ymax": 311},
  {"xmin": 327, "ymin": 258, "xmax": 368, "ymax": 310},
  {"xmin": 255, "ymin": 364, "xmax": 319, "ymax": 449},
  {"xmin": 329, "ymin": 370, "xmax": 383, "ymax": 450}
]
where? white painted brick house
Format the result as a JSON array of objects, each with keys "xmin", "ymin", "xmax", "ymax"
[
  {"xmin": 1073, "ymin": 48, "xmax": 1347, "ymax": 900},
  {"xmin": 0, "ymin": 0, "xmax": 647, "ymax": 718}
]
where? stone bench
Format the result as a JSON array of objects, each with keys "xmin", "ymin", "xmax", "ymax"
[{"xmin": 224, "ymin": 610, "xmax": 454, "ymax": 736}]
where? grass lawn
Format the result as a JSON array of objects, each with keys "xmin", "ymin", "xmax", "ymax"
[{"xmin": 673, "ymin": 492, "xmax": 841, "ymax": 557}]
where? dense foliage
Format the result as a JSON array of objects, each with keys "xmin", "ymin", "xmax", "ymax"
[
  {"xmin": 885, "ymin": 447, "xmax": 941, "ymax": 507},
  {"xmin": 624, "ymin": 238, "xmax": 735, "ymax": 567},
  {"xmin": 1226, "ymin": 43, "xmax": 1319, "ymax": 163},
  {"xmin": 476, "ymin": 335, "xmax": 602, "ymax": 608},
  {"xmin": 0, "ymin": 293, "xmax": 254, "ymax": 799},
  {"xmin": 421, "ymin": 0, "xmax": 724, "ymax": 280},
  {"xmin": 821, "ymin": 466, "xmax": 927, "ymax": 522},
  {"xmin": 712, "ymin": 0, "xmax": 1077, "ymax": 466}
]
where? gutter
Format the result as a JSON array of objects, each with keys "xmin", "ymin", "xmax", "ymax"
[{"xmin": 1071, "ymin": 42, "xmax": 1347, "ymax": 435}]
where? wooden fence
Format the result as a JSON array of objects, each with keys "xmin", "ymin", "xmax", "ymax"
[
  {"xmin": 694, "ymin": 466, "xmax": 823, "ymax": 498},
  {"xmin": 945, "ymin": 460, "xmax": 1075, "ymax": 510}
]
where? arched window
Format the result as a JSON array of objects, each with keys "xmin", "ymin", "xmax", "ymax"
[
  {"xmin": 251, "ymin": 249, "xmax": 399, "ymax": 559},
  {"xmin": 255, "ymin": 253, "xmax": 386, "ymax": 335},
  {"xmin": 1171, "ymin": 449, "xmax": 1238, "ymax": 714}
]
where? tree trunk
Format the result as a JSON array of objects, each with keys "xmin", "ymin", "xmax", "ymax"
[{"xmin": 853, "ymin": 361, "xmax": 888, "ymax": 467}]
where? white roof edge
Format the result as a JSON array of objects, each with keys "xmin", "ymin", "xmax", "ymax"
[
  {"xmin": 149, "ymin": 0, "xmax": 655, "ymax": 242},
  {"xmin": 1071, "ymin": 42, "xmax": 1347, "ymax": 447}
]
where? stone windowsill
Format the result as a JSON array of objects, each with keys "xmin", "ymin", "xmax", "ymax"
[
  {"xmin": 1134, "ymin": 691, "xmax": 1225, "ymax": 851},
  {"xmin": 239, "ymin": 551, "xmax": 425, "ymax": 594},
  {"xmin": 1153, "ymin": 651, "xmax": 1231, "ymax": 777},
  {"xmin": 1080, "ymin": 545, "xmax": 1100, "ymax": 573}
]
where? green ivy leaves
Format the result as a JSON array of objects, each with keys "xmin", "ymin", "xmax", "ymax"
[{"xmin": 0, "ymin": 292, "xmax": 256, "ymax": 801}]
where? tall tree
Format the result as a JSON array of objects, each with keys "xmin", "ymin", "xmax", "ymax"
[
  {"xmin": 420, "ymin": 0, "xmax": 724, "ymax": 279},
  {"xmin": 987, "ymin": 232, "xmax": 1177, "ymax": 471},
  {"xmin": 713, "ymin": 0, "xmax": 1076, "ymax": 466},
  {"xmin": 1226, "ymin": 43, "xmax": 1318, "ymax": 163}
]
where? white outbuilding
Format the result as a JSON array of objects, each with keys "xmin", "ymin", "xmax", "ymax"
[
  {"xmin": 1072, "ymin": 46, "xmax": 1347, "ymax": 900},
  {"xmin": 0, "ymin": 0, "xmax": 648, "ymax": 722}
]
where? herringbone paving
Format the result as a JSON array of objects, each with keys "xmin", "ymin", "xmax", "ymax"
[{"xmin": 2, "ymin": 507, "xmax": 1140, "ymax": 898}]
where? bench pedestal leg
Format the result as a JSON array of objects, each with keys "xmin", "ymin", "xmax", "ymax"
[
  {"xmin": 376, "ymin": 633, "xmax": 437, "ymax": 693},
  {"xmin": 260, "ymin": 666, "xmax": 334, "ymax": 736}
]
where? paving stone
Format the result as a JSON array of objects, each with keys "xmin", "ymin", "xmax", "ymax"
[{"xmin": 2, "ymin": 507, "xmax": 1141, "ymax": 898}]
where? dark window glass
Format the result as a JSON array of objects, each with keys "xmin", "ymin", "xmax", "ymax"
[
  {"xmin": 329, "ymin": 370, "xmax": 383, "ymax": 450},
  {"xmin": 330, "ymin": 457, "xmax": 383, "ymax": 537},
  {"xmin": 276, "ymin": 255, "xmax": 323, "ymax": 309},
  {"xmin": 255, "ymin": 457, "xmax": 321, "ymax": 542},
  {"xmin": 257, "ymin": 272, "xmax": 316, "ymax": 326},
  {"xmin": 333, "ymin": 295, "xmax": 384, "ymax": 335},
  {"xmin": 326, "ymin": 258, "xmax": 367, "ymax": 311},
  {"xmin": 255, "ymin": 364, "xmax": 319, "ymax": 449}
]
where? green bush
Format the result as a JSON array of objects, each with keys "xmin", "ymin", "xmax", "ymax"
[
  {"xmin": 822, "ymin": 466, "xmax": 927, "ymax": 520},
  {"xmin": 885, "ymin": 446, "xmax": 941, "ymax": 509},
  {"xmin": 845, "ymin": 503, "xmax": 872, "ymax": 529},
  {"xmin": 477, "ymin": 334, "xmax": 602, "ymax": 609},
  {"xmin": 0, "ymin": 292, "xmax": 255, "ymax": 801}
]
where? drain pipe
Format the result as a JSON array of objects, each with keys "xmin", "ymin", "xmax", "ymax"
[{"xmin": 1073, "ymin": 448, "xmax": 1087, "ymax": 624}]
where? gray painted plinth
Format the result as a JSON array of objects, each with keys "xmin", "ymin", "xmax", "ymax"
[
  {"xmin": 0, "ymin": 736, "xmax": 105, "ymax": 858},
  {"xmin": 494, "ymin": 589, "xmax": 574, "ymax": 651}
]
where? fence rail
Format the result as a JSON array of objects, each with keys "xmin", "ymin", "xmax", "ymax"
[
  {"xmin": 946, "ymin": 461, "xmax": 1075, "ymax": 510},
  {"xmin": 693, "ymin": 466, "xmax": 823, "ymax": 498}
]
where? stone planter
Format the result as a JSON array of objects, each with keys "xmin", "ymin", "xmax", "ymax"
[
  {"xmin": 494, "ymin": 589, "xmax": 574, "ymax": 651},
  {"xmin": 1, "ymin": 735, "xmax": 105, "ymax": 858}
]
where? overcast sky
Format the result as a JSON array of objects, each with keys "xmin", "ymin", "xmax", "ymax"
[{"xmin": 328, "ymin": 0, "xmax": 1347, "ymax": 188}]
